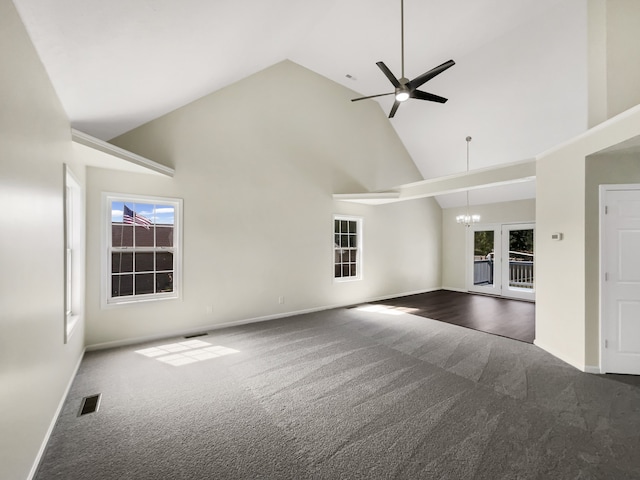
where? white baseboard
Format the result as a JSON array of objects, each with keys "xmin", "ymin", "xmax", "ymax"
[
  {"xmin": 533, "ymin": 339, "xmax": 601, "ymax": 373},
  {"xmin": 583, "ymin": 365, "xmax": 602, "ymax": 374},
  {"xmin": 442, "ymin": 286, "xmax": 467, "ymax": 293},
  {"xmin": 28, "ymin": 348, "xmax": 86, "ymax": 480},
  {"xmin": 86, "ymin": 288, "xmax": 440, "ymax": 352},
  {"xmin": 86, "ymin": 287, "xmax": 441, "ymax": 351}
]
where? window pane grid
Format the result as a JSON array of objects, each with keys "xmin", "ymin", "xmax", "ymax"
[
  {"xmin": 108, "ymin": 198, "xmax": 178, "ymax": 303},
  {"xmin": 334, "ymin": 216, "xmax": 361, "ymax": 280}
]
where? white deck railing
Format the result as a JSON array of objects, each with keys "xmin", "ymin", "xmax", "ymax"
[
  {"xmin": 473, "ymin": 258, "xmax": 534, "ymax": 289},
  {"xmin": 473, "ymin": 260, "xmax": 493, "ymax": 285},
  {"xmin": 508, "ymin": 261, "xmax": 534, "ymax": 289}
]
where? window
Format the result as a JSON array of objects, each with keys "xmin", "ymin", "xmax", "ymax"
[
  {"xmin": 334, "ymin": 215, "xmax": 362, "ymax": 281},
  {"xmin": 103, "ymin": 193, "xmax": 182, "ymax": 305},
  {"xmin": 64, "ymin": 166, "xmax": 82, "ymax": 341}
]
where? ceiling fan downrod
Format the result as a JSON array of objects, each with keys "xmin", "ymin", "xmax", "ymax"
[{"xmin": 400, "ymin": 0, "xmax": 405, "ymax": 80}]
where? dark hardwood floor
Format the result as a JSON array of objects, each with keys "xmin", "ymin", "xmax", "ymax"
[{"xmin": 373, "ymin": 290, "xmax": 535, "ymax": 343}]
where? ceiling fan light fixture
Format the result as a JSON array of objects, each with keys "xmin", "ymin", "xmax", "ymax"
[{"xmin": 395, "ymin": 89, "xmax": 410, "ymax": 102}]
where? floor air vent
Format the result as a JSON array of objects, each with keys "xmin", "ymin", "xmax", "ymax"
[
  {"xmin": 184, "ymin": 332, "xmax": 208, "ymax": 339},
  {"xmin": 78, "ymin": 394, "xmax": 101, "ymax": 416}
]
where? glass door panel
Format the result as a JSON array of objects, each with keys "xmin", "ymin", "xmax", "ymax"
[
  {"xmin": 501, "ymin": 224, "xmax": 535, "ymax": 301},
  {"xmin": 468, "ymin": 225, "xmax": 501, "ymax": 296},
  {"xmin": 474, "ymin": 230, "xmax": 495, "ymax": 287}
]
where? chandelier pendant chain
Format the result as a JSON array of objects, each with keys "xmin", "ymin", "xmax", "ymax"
[{"xmin": 466, "ymin": 136, "xmax": 470, "ymax": 219}]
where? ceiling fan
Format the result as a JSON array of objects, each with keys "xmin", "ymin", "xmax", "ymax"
[{"xmin": 351, "ymin": 0, "xmax": 455, "ymax": 118}]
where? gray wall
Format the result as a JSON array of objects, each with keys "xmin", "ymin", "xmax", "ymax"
[
  {"xmin": 0, "ymin": 1, "xmax": 85, "ymax": 478},
  {"xmin": 85, "ymin": 60, "xmax": 442, "ymax": 347}
]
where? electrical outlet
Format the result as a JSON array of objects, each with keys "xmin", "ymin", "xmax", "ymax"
[
  {"xmin": 205, "ymin": 305, "xmax": 213, "ymax": 314},
  {"xmin": 278, "ymin": 296, "xmax": 285, "ymax": 304}
]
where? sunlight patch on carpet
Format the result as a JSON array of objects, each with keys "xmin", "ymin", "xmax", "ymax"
[{"xmin": 135, "ymin": 340, "xmax": 239, "ymax": 366}]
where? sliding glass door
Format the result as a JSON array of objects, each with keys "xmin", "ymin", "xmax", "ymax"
[{"xmin": 468, "ymin": 223, "xmax": 535, "ymax": 301}]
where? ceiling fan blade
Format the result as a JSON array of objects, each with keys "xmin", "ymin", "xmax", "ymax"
[
  {"xmin": 408, "ymin": 59, "xmax": 455, "ymax": 90},
  {"xmin": 376, "ymin": 62, "xmax": 401, "ymax": 88},
  {"xmin": 411, "ymin": 90, "xmax": 448, "ymax": 103},
  {"xmin": 351, "ymin": 92, "xmax": 394, "ymax": 102},
  {"xmin": 388, "ymin": 100, "xmax": 401, "ymax": 118}
]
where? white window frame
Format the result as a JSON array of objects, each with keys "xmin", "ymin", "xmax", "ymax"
[
  {"xmin": 102, "ymin": 192, "xmax": 183, "ymax": 307},
  {"xmin": 64, "ymin": 165, "xmax": 83, "ymax": 342},
  {"xmin": 333, "ymin": 215, "xmax": 363, "ymax": 282}
]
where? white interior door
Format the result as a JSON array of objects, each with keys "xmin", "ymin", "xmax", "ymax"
[
  {"xmin": 468, "ymin": 223, "xmax": 535, "ymax": 301},
  {"xmin": 601, "ymin": 187, "xmax": 640, "ymax": 375}
]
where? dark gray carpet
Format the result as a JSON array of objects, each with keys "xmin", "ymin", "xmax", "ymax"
[{"xmin": 36, "ymin": 306, "xmax": 640, "ymax": 479}]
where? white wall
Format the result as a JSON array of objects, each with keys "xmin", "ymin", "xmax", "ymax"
[
  {"xmin": 442, "ymin": 199, "xmax": 536, "ymax": 291},
  {"xmin": 534, "ymin": 0, "xmax": 640, "ymax": 370},
  {"xmin": 85, "ymin": 60, "xmax": 442, "ymax": 347},
  {"xmin": 588, "ymin": 0, "xmax": 607, "ymax": 127},
  {"xmin": 589, "ymin": 0, "xmax": 640, "ymax": 126},
  {"xmin": 535, "ymin": 105, "xmax": 640, "ymax": 371},
  {"xmin": 584, "ymin": 152, "xmax": 640, "ymax": 367},
  {"xmin": 0, "ymin": 1, "xmax": 85, "ymax": 479},
  {"xmin": 535, "ymin": 144, "xmax": 587, "ymax": 368},
  {"xmin": 607, "ymin": 0, "xmax": 640, "ymax": 118}
]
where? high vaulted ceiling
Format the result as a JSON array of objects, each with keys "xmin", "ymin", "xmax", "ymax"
[{"xmin": 13, "ymin": 0, "xmax": 588, "ymax": 206}]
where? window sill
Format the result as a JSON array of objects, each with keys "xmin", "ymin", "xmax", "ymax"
[
  {"xmin": 104, "ymin": 293, "xmax": 180, "ymax": 308},
  {"xmin": 333, "ymin": 277, "xmax": 362, "ymax": 283}
]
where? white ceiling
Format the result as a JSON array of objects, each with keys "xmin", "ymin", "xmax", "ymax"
[{"xmin": 12, "ymin": 0, "xmax": 588, "ymax": 207}]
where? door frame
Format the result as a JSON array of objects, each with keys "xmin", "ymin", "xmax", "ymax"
[
  {"xmin": 467, "ymin": 222, "xmax": 535, "ymax": 301},
  {"xmin": 599, "ymin": 184, "xmax": 640, "ymax": 374}
]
